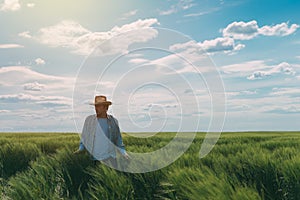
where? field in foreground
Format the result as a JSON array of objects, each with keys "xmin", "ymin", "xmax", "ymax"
[{"xmin": 1, "ymin": 132, "xmax": 300, "ymax": 200}]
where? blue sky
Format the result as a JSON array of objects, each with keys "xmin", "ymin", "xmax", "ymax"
[{"xmin": 0, "ymin": 0, "xmax": 299, "ymax": 132}]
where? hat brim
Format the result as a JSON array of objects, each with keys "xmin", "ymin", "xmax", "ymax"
[{"xmin": 89, "ymin": 101, "xmax": 112, "ymax": 105}]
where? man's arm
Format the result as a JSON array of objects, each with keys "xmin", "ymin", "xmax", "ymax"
[
  {"xmin": 74, "ymin": 117, "xmax": 88, "ymax": 154},
  {"xmin": 116, "ymin": 133, "xmax": 130, "ymax": 159},
  {"xmin": 116, "ymin": 133, "xmax": 126, "ymax": 154},
  {"xmin": 113, "ymin": 117, "xmax": 130, "ymax": 159}
]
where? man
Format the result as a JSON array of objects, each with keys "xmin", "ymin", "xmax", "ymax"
[{"xmin": 74, "ymin": 95, "xmax": 129, "ymax": 168}]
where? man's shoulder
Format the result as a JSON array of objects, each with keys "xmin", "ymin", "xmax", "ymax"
[
  {"xmin": 108, "ymin": 114, "xmax": 119, "ymax": 125},
  {"xmin": 85, "ymin": 114, "xmax": 96, "ymax": 121},
  {"xmin": 108, "ymin": 114, "xmax": 118, "ymax": 120}
]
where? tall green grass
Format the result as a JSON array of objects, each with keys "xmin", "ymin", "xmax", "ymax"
[
  {"xmin": 6, "ymin": 148, "xmax": 93, "ymax": 200},
  {"xmin": 0, "ymin": 143, "xmax": 41, "ymax": 179},
  {"xmin": 0, "ymin": 132, "xmax": 299, "ymax": 199}
]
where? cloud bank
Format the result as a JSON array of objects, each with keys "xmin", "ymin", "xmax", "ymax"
[
  {"xmin": 0, "ymin": 44, "xmax": 24, "ymax": 49},
  {"xmin": 20, "ymin": 19, "xmax": 160, "ymax": 56},
  {"xmin": 223, "ymin": 20, "xmax": 299, "ymax": 40},
  {"xmin": 0, "ymin": 0, "xmax": 20, "ymax": 11}
]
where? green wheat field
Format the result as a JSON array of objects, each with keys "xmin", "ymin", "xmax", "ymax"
[{"xmin": 1, "ymin": 132, "xmax": 300, "ymax": 200}]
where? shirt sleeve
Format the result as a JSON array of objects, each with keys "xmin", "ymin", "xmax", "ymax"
[
  {"xmin": 117, "ymin": 133, "xmax": 126, "ymax": 155},
  {"xmin": 78, "ymin": 116, "xmax": 89, "ymax": 151},
  {"xmin": 113, "ymin": 117, "xmax": 127, "ymax": 155}
]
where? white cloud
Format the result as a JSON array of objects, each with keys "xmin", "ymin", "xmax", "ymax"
[
  {"xmin": 270, "ymin": 87, "xmax": 300, "ymax": 96},
  {"xmin": 18, "ymin": 31, "xmax": 32, "ymax": 38},
  {"xmin": 247, "ymin": 62, "xmax": 296, "ymax": 80},
  {"xmin": 184, "ymin": 7, "xmax": 220, "ymax": 17},
  {"xmin": 184, "ymin": 11, "xmax": 207, "ymax": 17},
  {"xmin": 222, "ymin": 20, "xmax": 259, "ymax": 40},
  {"xmin": 125, "ymin": 53, "xmax": 144, "ymax": 58},
  {"xmin": 0, "ymin": 107, "xmax": 76, "ymax": 131},
  {"xmin": 227, "ymin": 92, "xmax": 300, "ymax": 115},
  {"xmin": 35, "ymin": 58, "xmax": 45, "ymax": 65},
  {"xmin": 247, "ymin": 71, "xmax": 270, "ymax": 80},
  {"xmin": 124, "ymin": 40, "xmax": 221, "ymax": 75},
  {"xmin": 170, "ymin": 38, "xmax": 244, "ymax": 54},
  {"xmin": 221, "ymin": 60, "xmax": 269, "ymax": 74},
  {"xmin": 23, "ymin": 81, "xmax": 45, "ymax": 91},
  {"xmin": 0, "ymin": 93, "xmax": 72, "ymax": 107},
  {"xmin": 226, "ymin": 90, "xmax": 257, "ymax": 97},
  {"xmin": 266, "ymin": 105, "xmax": 300, "ymax": 114},
  {"xmin": 169, "ymin": 40, "xmax": 199, "ymax": 52},
  {"xmin": 159, "ymin": 0, "xmax": 195, "ymax": 15},
  {"xmin": 29, "ymin": 19, "xmax": 159, "ymax": 56},
  {"xmin": 199, "ymin": 37, "xmax": 245, "ymax": 53},
  {"xmin": 0, "ymin": 66, "xmax": 74, "ymax": 92},
  {"xmin": 149, "ymin": 53, "xmax": 209, "ymax": 74},
  {"xmin": 128, "ymin": 58, "xmax": 149, "ymax": 64},
  {"xmin": 0, "ymin": 44, "xmax": 24, "ymax": 48},
  {"xmin": 37, "ymin": 20, "xmax": 90, "ymax": 48},
  {"xmin": 223, "ymin": 20, "xmax": 299, "ymax": 40},
  {"xmin": 0, "ymin": 66, "xmax": 69, "ymax": 82},
  {"xmin": 0, "ymin": 0, "xmax": 20, "ymax": 11},
  {"xmin": 253, "ymin": 70, "xmax": 275, "ymax": 80},
  {"xmin": 221, "ymin": 60, "xmax": 297, "ymax": 80},
  {"xmin": 159, "ymin": 8, "xmax": 177, "ymax": 16},
  {"xmin": 277, "ymin": 62, "xmax": 296, "ymax": 75},
  {"xmin": 259, "ymin": 22, "xmax": 299, "ymax": 36},
  {"xmin": 167, "ymin": 21, "xmax": 298, "ymax": 59},
  {"xmin": 120, "ymin": 9, "xmax": 138, "ymax": 20},
  {"xmin": 26, "ymin": 3, "xmax": 35, "ymax": 8}
]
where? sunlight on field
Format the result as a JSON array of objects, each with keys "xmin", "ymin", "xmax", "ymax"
[{"xmin": 1, "ymin": 132, "xmax": 300, "ymax": 199}]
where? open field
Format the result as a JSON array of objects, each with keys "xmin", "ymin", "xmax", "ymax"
[{"xmin": 1, "ymin": 132, "xmax": 300, "ymax": 200}]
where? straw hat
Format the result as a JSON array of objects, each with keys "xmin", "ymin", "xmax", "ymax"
[{"xmin": 89, "ymin": 95, "xmax": 112, "ymax": 105}]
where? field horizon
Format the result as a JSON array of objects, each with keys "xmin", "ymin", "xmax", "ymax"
[{"xmin": 1, "ymin": 130, "xmax": 300, "ymax": 134}]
